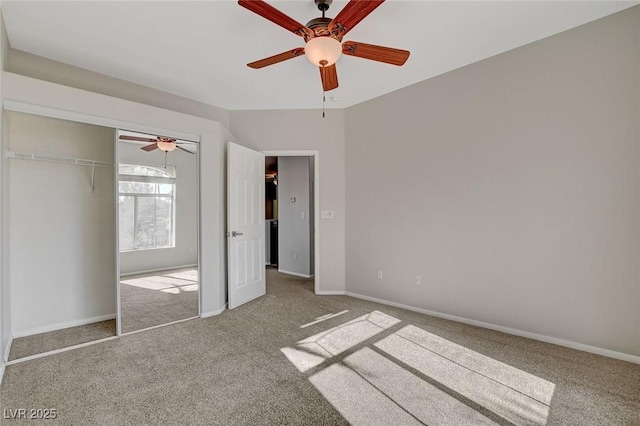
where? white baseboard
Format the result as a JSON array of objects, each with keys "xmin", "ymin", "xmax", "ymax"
[
  {"xmin": 316, "ymin": 291, "xmax": 346, "ymax": 296},
  {"xmin": 201, "ymin": 305, "xmax": 226, "ymax": 318},
  {"xmin": 120, "ymin": 316, "xmax": 198, "ymax": 336},
  {"xmin": 278, "ymin": 269, "xmax": 314, "ymax": 279},
  {"xmin": 13, "ymin": 314, "xmax": 116, "ymax": 339},
  {"xmin": 4, "ymin": 336, "xmax": 12, "ymax": 363},
  {"xmin": 0, "ymin": 335, "xmax": 12, "ymax": 385},
  {"xmin": 5, "ymin": 336, "xmax": 119, "ymax": 366},
  {"xmin": 120, "ymin": 264, "xmax": 198, "ymax": 277},
  {"xmin": 345, "ymin": 291, "xmax": 640, "ymax": 365}
]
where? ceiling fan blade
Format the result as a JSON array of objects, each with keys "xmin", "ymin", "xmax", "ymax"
[
  {"xmin": 238, "ymin": 0, "xmax": 312, "ymax": 37},
  {"xmin": 328, "ymin": 0, "xmax": 384, "ymax": 37},
  {"xmin": 176, "ymin": 145, "xmax": 195, "ymax": 154},
  {"xmin": 248, "ymin": 48, "xmax": 305, "ymax": 69},
  {"xmin": 141, "ymin": 143, "xmax": 158, "ymax": 152},
  {"xmin": 119, "ymin": 135, "xmax": 158, "ymax": 143},
  {"xmin": 342, "ymin": 41, "xmax": 410, "ymax": 66},
  {"xmin": 320, "ymin": 64, "xmax": 339, "ymax": 91}
]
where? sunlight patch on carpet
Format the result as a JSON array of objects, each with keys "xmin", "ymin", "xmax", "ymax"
[
  {"xmin": 300, "ymin": 310, "xmax": 350, "ymax": 328},
  {"xmin": 342, "ymin": 347, "xmax": 498, "ymax": 425},
  {"xmin": 121, "ymin": 276, "xmax": 197, "ymax": 294},
  {"xmin": 310, "ymin": 364, "xmax": 422, "ymax": 426},
  {"xmin": 376, "ymin": 327, "xmax": 555, "ymax": 425},
  {"xmin": 282, "ymin": 310, "xmax": 556, "ymax": 425},
  {"xmin": 281, "ymin": 311, "xmax": 400, "ymax": 372}
]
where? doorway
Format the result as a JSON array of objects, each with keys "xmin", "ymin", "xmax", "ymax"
[
  {"xmin": 262, "ymin": 151, "xmax": 319, "ymax": 293},
  {"xmin": 265, "ymin": 156, "xmax": 278, "ymax": 269}
]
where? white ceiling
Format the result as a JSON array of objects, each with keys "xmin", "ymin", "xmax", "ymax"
[{"xmin": 2, "ymin": 1, "xmax": 637, "ymax": 110}]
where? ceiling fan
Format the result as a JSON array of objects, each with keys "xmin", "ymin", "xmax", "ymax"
[
  {"xmin": 239, "ymin": 0, "xmax": 410, "ymax": 92},
  {"xmin": 118, "ymin": 135, "xmax": 195, "ymax": 154}
]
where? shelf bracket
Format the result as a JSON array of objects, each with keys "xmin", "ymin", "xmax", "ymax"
[{"xmin": 91, "ymin": 163, "xmax": 96, "ymax": 192}]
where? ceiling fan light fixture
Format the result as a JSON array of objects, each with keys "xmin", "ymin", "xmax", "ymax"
[
  {"xmin": 305, "ymin": 36, "xmax": 342, "ymax": 67},
  {"xmin": 157, "ymin": 141, "xmax": 177, "ymax": 152}
]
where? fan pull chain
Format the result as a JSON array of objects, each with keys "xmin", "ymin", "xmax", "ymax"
[
  {"xmin": 320, "ymin": 59, "xmax": 328, "ymax": 118},
  {"xmin": 164, "ymin": 151, "xmax": 168, "ymax": 169},
  {"xmin": 322, "ymin": 91, "xmax": 326, "ymax": 118}
]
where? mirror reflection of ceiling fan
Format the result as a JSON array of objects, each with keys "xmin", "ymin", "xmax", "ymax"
[{"xmin": 118, "ymin": 134, "xmax": 195, "ymax": 154}]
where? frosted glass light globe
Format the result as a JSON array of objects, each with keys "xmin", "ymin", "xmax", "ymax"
[
  {"xmin": 305, "ymin": 37, "xmax": 342, "ymax": 67},
  {"xmin": 157, "ymin": 141, "xmax": 177, "ymax": 152}
]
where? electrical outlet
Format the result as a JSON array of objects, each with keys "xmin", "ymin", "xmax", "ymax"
[
  {"xmin": 377, "ymin": 270, "xmax": 383, "ymax": 280},
  {"xmin": 414, "ymin": 275, "xmax": 422, "ymax": 285}
]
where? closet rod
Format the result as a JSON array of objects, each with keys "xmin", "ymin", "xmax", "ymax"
[{"xmin": 6, "ymin": 151, "xmax": 113, "ymax": 168}]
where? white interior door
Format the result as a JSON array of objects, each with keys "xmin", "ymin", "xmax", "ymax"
[{"xmin": 227, "ymin": 142, "xmax": 266, "ymax": 309}]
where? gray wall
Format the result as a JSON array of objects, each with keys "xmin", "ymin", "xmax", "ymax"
[
  {"xmin": 118, "ymin": 141, "xmax": 198, "ymax": 275},
  {"xmin": 7, "ymin": 49, "xmax": 229, "ymax": 129},
  {"xmin": 345, "ymin": 6, "xmax": 640, "ymax": 357},
  {"xmin": 278, "ymin": 156, "xmax": 312, "ymax": 277},
  {"xmin": 0, "ymin": 6, "xmax": 10, "ymax": 372},
  {"xmin": 229, "ymin": 109, "xmax": 346, "ymax": 293},
  {"xmin": 309, "ymin": 157, "xmax": 315, "ymax": 275}
]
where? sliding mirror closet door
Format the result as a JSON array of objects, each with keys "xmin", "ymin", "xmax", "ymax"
[
  {"xmin": 6, "ymin": 111, "xmax": 117, "ymax": 361},
  {"xmin": 117, "ymin": 131, "xmax": 199, "ymax": 334}
]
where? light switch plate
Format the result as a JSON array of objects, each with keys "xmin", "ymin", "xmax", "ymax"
[{"xmin": 321, "ymin": 210, "xmax": 334, "ymax": 219}]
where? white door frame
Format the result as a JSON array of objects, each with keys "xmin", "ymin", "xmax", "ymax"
[{"xmin": 262, "ymin": 150, "xmax": 320, "ymax": 295}]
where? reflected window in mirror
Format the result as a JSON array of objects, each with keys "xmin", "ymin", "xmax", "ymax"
[{"xmin": 119, "ymin": 164, "xmax": 176, "ymax": 251}]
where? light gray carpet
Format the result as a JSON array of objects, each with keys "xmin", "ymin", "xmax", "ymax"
[
  {"xmin": 120, "ymin": 267, "xmax": 199, "ymax": 333},
  {"xmin": 8, "ymin": 320, "xmax": 116, "ymax": 361},
  {"xmin": 1, "ymin": 270, "xmax": 639, "ymax": 425},
  {"xmin": 7, "ymin": 268, "xmax": 197, "ymax": 361}
]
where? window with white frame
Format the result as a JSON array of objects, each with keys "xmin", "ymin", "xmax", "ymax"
[{"xmin": 119, "ymin": 164, "xmax": 176, "ymax": 251}]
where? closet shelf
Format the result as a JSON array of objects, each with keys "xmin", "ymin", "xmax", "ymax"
[
  {"xmin": 7, "ymin": 151, "xmax": 114, "ymax": 192},
  {"xmin": 7, "ymin": 151, "xmax": 113, "ymax": 168}
]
